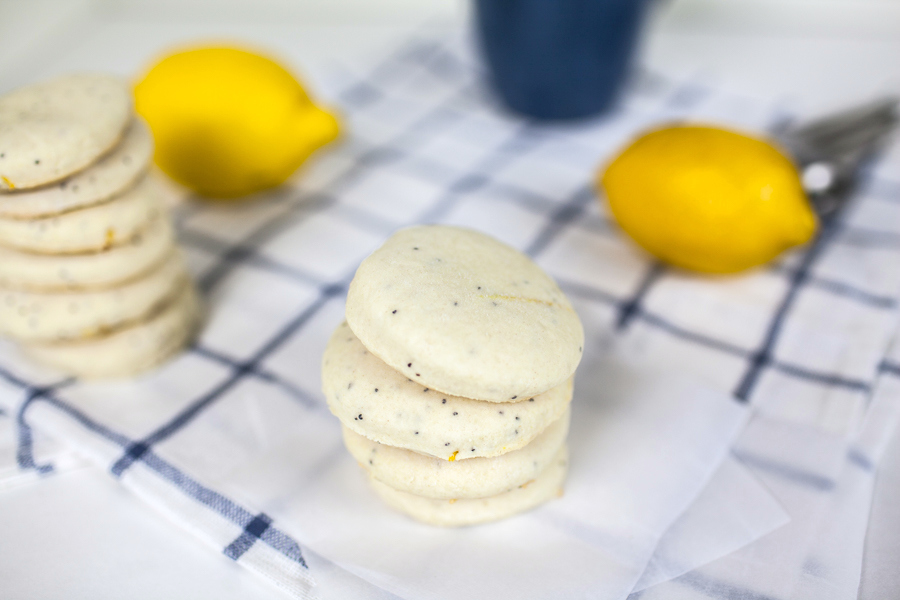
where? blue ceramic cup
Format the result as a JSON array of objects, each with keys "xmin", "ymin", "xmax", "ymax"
[{"xmin": 474, "ymin": 0, "xmax": 649, "ymax": 120}]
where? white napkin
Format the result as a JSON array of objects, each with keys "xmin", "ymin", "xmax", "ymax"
[
  {"xmin": 635, "ymin": 335, "xmax": 900, "ymax": 600},
  {"xmin": 633, "ymin": 453, "xmax": 789, "ymax": 593}
]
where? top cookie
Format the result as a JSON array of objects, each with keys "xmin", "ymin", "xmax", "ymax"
[
  {"xmin": 0, "ymin": 74, "xmax": 132, "ymax": 191},
  {"xmin": 345, "ymin": 225, "xmax": 584, "ymax": 402}
]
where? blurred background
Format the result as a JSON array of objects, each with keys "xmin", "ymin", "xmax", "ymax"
[{"xmin": 2, "ymin": 0, "xmax": 899, "ymax": 116}]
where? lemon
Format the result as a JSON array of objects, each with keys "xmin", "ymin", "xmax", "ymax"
[
  {"xmin": 134, "ymin": 46, "xmax": 339, "ymax": 198},
  {"xmin": 599, "ymin": 125, "xmax": 817, "ymax": 274}
]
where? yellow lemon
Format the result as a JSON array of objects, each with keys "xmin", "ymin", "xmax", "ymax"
[
  {"xmin": 599, "ymin": 125, "xmax": 817, "ymax": 274},
  {"xmin": 134, "ymin": 45, "xmax": 340, "ymax": 198}
]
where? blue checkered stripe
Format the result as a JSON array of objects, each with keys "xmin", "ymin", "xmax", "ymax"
[{"xmin": 2, "ymin": 33, "xmax": 900, "ymax": 597}]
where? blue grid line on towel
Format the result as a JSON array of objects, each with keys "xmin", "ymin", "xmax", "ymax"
[
  {"xmin": 556, "ymin": 275, "xmax": 874, "ymax": 394},
  {"xmin": 769, "ymin": 263, "xmax": 897, "ymax": 310},
  {"xmin": 879, "ymin": 360, "xmax": 900, "ymax": 377},
  {"xmin": 190, "ymin": 344, "xmax": 323, "ymax": 409},
  {"xmin": 733, "ymin": 209, "xmax": 843, "ymax": 401}
]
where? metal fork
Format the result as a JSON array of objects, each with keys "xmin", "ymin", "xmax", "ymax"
[{"xmin": 777, "ymin": 97, "xmax": 899, "ymax": 216}]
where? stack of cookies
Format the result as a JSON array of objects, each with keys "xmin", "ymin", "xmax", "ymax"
[
  {"xmin": 323, "ymin": 226, "xmax": 584, "ymax": 526},
  {"xmin": 0, "ymin": 74, "xmax": 200, "ymax": 378}
]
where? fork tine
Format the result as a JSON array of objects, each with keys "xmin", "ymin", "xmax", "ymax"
[
  {"xmin": 783, "ymin": 97, "xmax": 898, "ymax": 166},
  {"xmin": 789, "ymin": 97, "xmax": 898, "ymax": 142}
]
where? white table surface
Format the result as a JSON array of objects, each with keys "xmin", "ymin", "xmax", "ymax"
[{"xmin": 1, "ymin": 1, "xmax": 899, "ymax": 598}]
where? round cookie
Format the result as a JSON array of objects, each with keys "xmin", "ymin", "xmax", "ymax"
[
  {"xmin": 0, "ymin": 119, "xmax": 153, "ymax": 218},
  {"xmin": 0, "ymin": 74, "xmax": 132, "ymax": 190},
  {"xmin": 323, "ymin": 322, "xmax": 573, "ymax": 460},
  {"xmin": 24, "ymin": 283, "xmax": 201, "ymax": 378},
  {"xmin": 344, "ymin": 408, "xmax": 569, "ymax": 499},
  {"xmin": 0, "ymin": 250, "xmax": 188, "ymax": 342},
  {"xmin": 0, "ymin": 174, "xmax": 164, "ymax": 253},
  {"xmin": 0, "ymin": 214, "xmax": 173, "ymax": 291},
  {"xmin": 345, "ymin": 225, "xmax": 584, "ymax": 402},
  {"xmin": 368, "ymin": 446, "xmax": 568, "ymax": 527}
]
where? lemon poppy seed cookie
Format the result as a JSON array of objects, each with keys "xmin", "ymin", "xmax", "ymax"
[
  {"xmin": 323, "ymin": 322, "xmax": 573, "ymax": 460},
  {"xmin": 0, "ymin": 214, "xmax": 173, "ymax": 291},
  {"xmin": 369, "ymin": 446, "xmax": 568, "ymax": 527},
  {"xmin": 0, "ymin": 174, "xmax": 163, "ymax": 253},
  {"xmin": 0, "ymin": 119, "xmax": 153, "ymax": 219},
  {"xmin": 344, "ymin": 408, "xmax": 569, "ymax": 499},
  {"xmin": 345, "ymin": 225, "xmax": 584, "ymax": 402},
  {"xmin": 0, "ymin": 250, "xmax": 188, "ymax": 342},
  {"xmin": 24, "ymin": 283, "xmax": 200, "ymax": 378},
  {"xmin": 0, "ymin": 74, "xmax": 132, "ymax": 190}
]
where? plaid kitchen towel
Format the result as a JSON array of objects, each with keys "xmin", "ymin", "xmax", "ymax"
[{"xmin": 1, "ymin": 31, "xmax": 899, "ymax": 599}]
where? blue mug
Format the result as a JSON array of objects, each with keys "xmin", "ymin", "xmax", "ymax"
[{"xmin": 474, "ymin": 0, "xmax": 649, "ymax": 120}]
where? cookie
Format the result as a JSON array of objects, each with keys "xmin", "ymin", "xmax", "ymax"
[
  {"xmin": 0, "ymin": 119, "xmax": 153, "ymax": 218},
  {"xmin": 0, "ymin": 173, "xmax": 163, "ymax": 253},
  {"xmin": 24, "ymin": 283, "xmax": 201, "ymax": 378},
  {"xmin": 368, "ymin": 446, "xmax": 568, "ymax": 527},
  {"xmin": 344, "ymin": 408, "xmax": 569, "ymax": 499},
  {"xmin": 0, "ymin": 213, "xmax": 173, "ymax": 291},
  {"xmin": 345, "ymin": 225, "xmax": 584, "ymax": 402},
  {"xmin": 323, "ymin": 322, "xmax": 573, "ymax": 460},
  {"xmin": 0, "ymin": 74, "xmax": 132, "ymax": 190},
  {"xmin": 0, "ymin": 250, "xmax": 188, "ymax": 342}
]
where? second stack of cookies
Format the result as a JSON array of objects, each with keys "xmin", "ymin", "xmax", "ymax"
[
  {"xmin": 323, "ymin": 225, "xmax": 584, "ymax": 526},
  {"xmin": 0, "ymin": 74, "xmax": 199, "ymax": 378}
]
